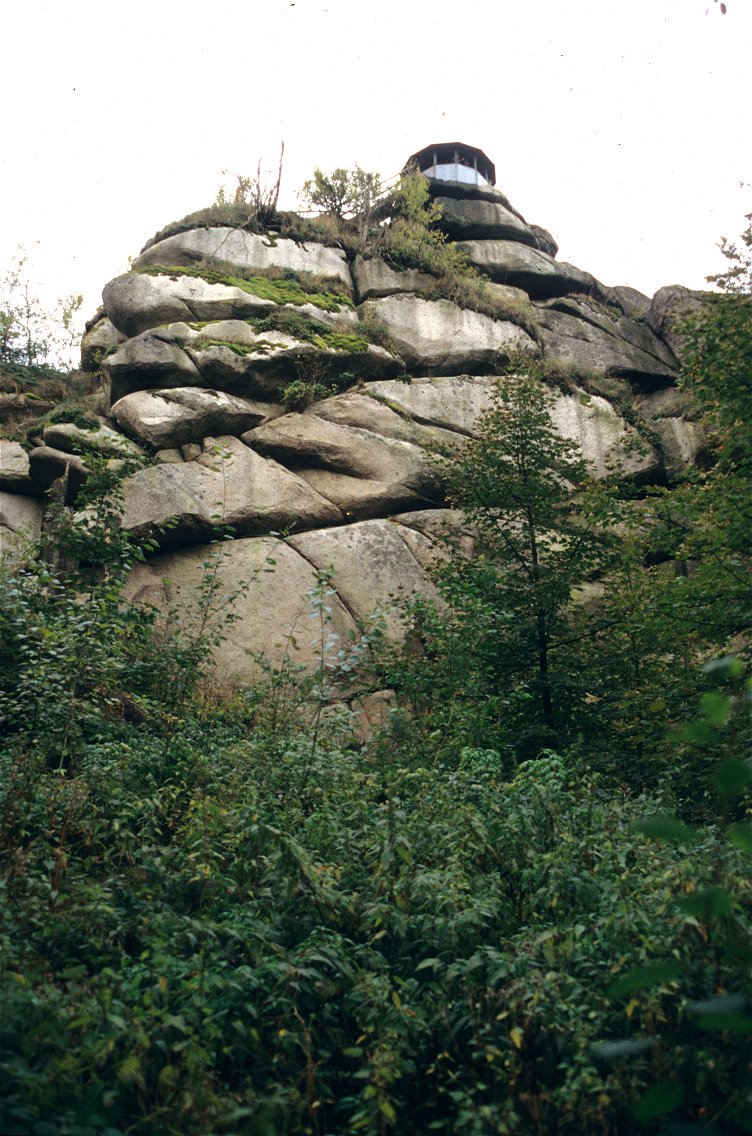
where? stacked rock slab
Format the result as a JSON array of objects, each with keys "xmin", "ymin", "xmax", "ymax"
[{"xmin": 19, "ymin": 181, "xmax": 701, "ymax": 687}]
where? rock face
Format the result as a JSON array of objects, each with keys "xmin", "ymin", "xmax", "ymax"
[{"xmin": 5, "ymin": 173, "xmax": 708, "ymax": 688}]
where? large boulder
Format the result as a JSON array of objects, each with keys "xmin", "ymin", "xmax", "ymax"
[
  {"xmin": 43, "ymin": 419, "xmax": 146, "ymax": 459},
  {"xmin": 530, "ymin": 225, "xmax": 558, "ymax": 258},
  {"xmin": 535, "ymin": 297, "xmax": 678, "ymax": 384},
  {"xmin": 649, "ymin": 418, "xmax": 707, "ymax": 479},
  {"xmin": 647, "ymin": 285, "xmax": 707, "ymax": 361},
  {"xmin": 104, "ymin": 326, "xmax": 205, "ymax": 403},
  {"xmin": 133, "ymin": 229, "xmax": 353, "ymax": 290},
  {"xmin": 612, "ymin": 286, "xmax": 651, "ymax": 322},
  {"xmin": 80, "ymin": 316, "xmax": 125, "ymax": 373},
  {"xmin": 111, "ymin": 387, "xmax": 280, "ymax": 450},
  {"xmin": 0, "ymin": 491, "xmax": 44, "ymax": 555},
  {"xmin": 434, "ymin": 195, "xmax": 539, "ymax": 246},
  {"xmin": 352, "ymin": 257, "xmax": 437, "ymax": 302},
  {"xmin": 103, "ymin": 271, "xmax": 358, "ymax": 339},
  {"xmin": 118, "ymin": 434, "xmax": 342, "ymax": 544},
  {"xmin": 364, "ymin": 375, "xmax": 496, "ymax": 435},
  {"xmin": 456, "ymin": 240, "xmax": 600, "ymax": 300},
  {"xmin": 0, "ymin": 441, "xmax": 42, "ymax": 496},
  {"xmin": 364, "ymin": 375, "xmax": 659, "ymax": 481},
  {"xmin": 306, "ymin": 390, "xmax": 461, "ymax": 449},
  {"xmin": 104, "ymin": 321, "xmax": 402, "ymax": 405},
  {"xmin": 358, "ymin": 295, "xmax": 538, "ymax": 375},
  {"xmin": 288, "ymin": 518, "xmax": 443, "ymax": 641},
  {"xmin": 122, "ymin": 535, "xmax": 360, "ymax": 688},
  {"xmin": 550, "ymin": 389, "xmax": 662, "ymax": 482},
  {"xmin": 245, "ymin": 412, "xmax": 443, "ymax": 518}
]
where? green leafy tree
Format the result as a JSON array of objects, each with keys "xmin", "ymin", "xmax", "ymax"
[
  {"xmin": 300, "ymin": 164, "xmax": 384, "ymax": 244},
  {"xmin": 394, "ymin": 364, "xmax": 612, "ymax": 760},
  {"xmin": 649, "ymin": 219, "xmax": 751, "ymax": 650},
  {"xmin": 572, "ymin": 214, "xmax": 752, "ymax": 793}
]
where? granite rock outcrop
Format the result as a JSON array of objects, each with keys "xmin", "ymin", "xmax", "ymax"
[{"xmin": 6, "ymin": 172, "xmax": 709, "ymax": 688}]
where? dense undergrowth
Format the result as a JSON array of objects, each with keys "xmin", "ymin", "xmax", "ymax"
[
  {"xmin": 1, "ymin": 374, "xmax": 749, "ymax": 1135},
  {"xmin": 1, "ymin": 213, "xmax": 750, "ymax": 1134}
]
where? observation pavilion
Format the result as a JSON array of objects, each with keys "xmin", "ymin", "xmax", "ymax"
[{"xmin": 404, "ymin": 142, "xmax": 496, "ymax": 188}]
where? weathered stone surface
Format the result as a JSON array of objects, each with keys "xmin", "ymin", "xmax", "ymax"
[
  {"xmin": 43, "ymin": 420, "xmax": 145, "ymax": 459},
  {"xmin": 650, "ymin": 418, "xmax": 708, "ymax": 479},
  {"xmin": 0, "ymin": 440, "xmax": 36, "ymax": 493},
  {"xmin": 434, "ymin": 196, "xmax": 539, "ymax": 245},
  {"xmin": 0, "ymin": 491, "xmax": 43, "ymax": 554},
  {"xmin": 550, "ymin": 389, "xmax": 662, "ymax": 481},
  {"xmin": 192, "ymin": 325, "xmax": 401, "ymax": 396},
  {"xmin": 156, "ymin": 448, "xmax": 184, "ymax": 463},
  {"xmin": 426, "ymin": 180, "xmax": 527, "ymax": 221},
  {"xmin": 648, "ymin": 285, "xmax": 706, "ymax": 361},
  {"xmin": 294, "ymin": 469, "xmax": 435, "ymax": 520},
  {"xmin": 359, "ymin": 295, "xmax": 538, "ymax": 375},
  {"xmin": 27, "ymin": 447, "xmax": 89, "ymax": 499},
  {"xmin": 118, "ymin": 435, "xmax": 342, "ymax": 544},
  {"xmin": 352, "ymin": 257, "xmax": 437, "ymax": 302},
  {"xmin": 307, "ymin": 391, "xmax": 460, "ymax": 450},
  {"xmin": 104, "ymin": 272, "xmax": 267, "ymax": 338},
  {"xmin": 0, "ymin": 393, "xmax": 55, "ymax": 427},
  {"xmin": 111, "ymin": 387, "xmax": 279, "ymax": 450},
  {"xmin": 123, "ymin": 536, "xmax": 360, "ymax": 687},
  {"xmin": 288, "ymin": 519, "xmax": 442, "ymax": 640},
  {"xmin": 364, "ymin": 376, "xmax": 496, "ymax": 435},
  {"xmin": 133, "ymin": 229, "xmax": 353, "ymax": 290},
  {"xmin": 105, "ymin": 321, "xmax": 402, "ymax": 405},
  {"xmin": 245, "ymin": 413, "xmax": 442, "ymax": 505},
  {"xmin": 104, "ymin": 327, "xmax": 205, "ymax": 404},
  {"xmin": 612, "ymin": 286, "xmax": 651, "ymax": 321},
  {"xmin": 103, "ymin": 271, "xmax": 358, "ymax": 339},
  {"xmin": 635, "ymin": 386, "xmax": 698, "ymax": 421},
  {"xmin": 80, "ymin": 316, "xmax": 125, "ymax": 373},
  {"xmin": 535, "ymin": 297, "xmax": 678, "ymax": 383},
  {"xmin": 364, "ymin": 376, "xmax": 660, "ymax": 481},
  {"xmin": 457, "ymin": 240, "xmax": 599, "ymax": 299},
  {"xmin": 531, "ymin": 225, "xmax": 558, "ymax": 258},
  {"xmin": 486, "ymin": 281, "xmax": 531, "ymax": 305},
  {"xmin": 349, "ymin": 690, "xmax": 398, "ymax": 742}
]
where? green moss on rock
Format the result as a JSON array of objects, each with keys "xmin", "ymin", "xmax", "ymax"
[{"xmin": 138, "ymin": 264, "xmax": 353, "ymax": 313}]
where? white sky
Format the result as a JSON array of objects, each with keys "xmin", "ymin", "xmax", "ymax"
[{"xmin": 1, "ymin": 0, "xmax": 749, "ymax": 324}]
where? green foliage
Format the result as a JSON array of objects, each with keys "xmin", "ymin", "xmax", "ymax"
[
  {"xmin": 249, "ymin": 308, "xmax": 370, "ymax": 353},
  {"xmin": 281, "ymin": 371, "xmax": 356, "ymax": 411},
  {"xmin": 300, "ymin": 166, "xmax": 384, "ymax": 244},
  {"xmin": 387, "ymin": 361, "xmax": 614, "ymax": 761},
  {"xmin": 1, "ymin": 219, "xmax": 750, "ymax": 1136},
  {"xmin": 384, "ymin": 167, "xmax": 475, "ymax": 280}
]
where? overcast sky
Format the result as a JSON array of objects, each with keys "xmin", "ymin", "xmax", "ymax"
[{"xmin": 1, "ymin": 0, "xmax": 749, "ymax": 325}]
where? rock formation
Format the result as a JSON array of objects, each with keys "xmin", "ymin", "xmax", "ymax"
[{"xmin": 1, "ymin": 162, "xmax": 708, "ymax": 688}]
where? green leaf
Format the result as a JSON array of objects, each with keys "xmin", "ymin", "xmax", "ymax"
[
  {"xmin": 633, "ymin": 1082, "xmax": 684, "ymax": 1122},
  {"xmin": 677, "ymin": 886, "xmax": 735, "ymax": 920},
  {"xmin": 608, "ymin": 960, "xmax": 682, "ymax": 999},
  {"xmin": 631, "ymin": 815, "xmax": 697, "ymax": 843},
  {"xmin": 714, "ymin": 758, "xmax": 752, "ymax": 796},
  {"xmin": 699, "ymin": 690, "xmax": 732, "ymax": 727},
  {"xmin": 674, "ymin": 719, "xmax": 719, "ymax": 745},
  {"xmin": 727, "ymin": 820, "xmax": 752, "ymax": 852}
]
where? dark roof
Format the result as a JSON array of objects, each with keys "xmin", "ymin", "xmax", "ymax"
[{"xmin": 404, "ymin": 142, "xmax": 496, "ymax": 186}]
